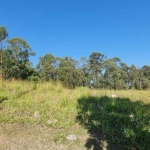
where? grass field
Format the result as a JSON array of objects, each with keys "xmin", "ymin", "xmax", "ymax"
[{"xmin": 0, "ymin": 80, "xmax": 150, "ymax": 150}]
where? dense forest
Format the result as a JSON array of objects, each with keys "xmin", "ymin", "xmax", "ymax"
[{"xmin": 0, "ymin": 26, "xmax": 150, "ymax": 89}]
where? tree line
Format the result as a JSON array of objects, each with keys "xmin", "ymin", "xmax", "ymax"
[{"xmin": 0, "ymin": 26, "xmax": 150, "ymax": 89}]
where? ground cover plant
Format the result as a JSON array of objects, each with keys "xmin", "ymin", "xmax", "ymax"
[{"xmin": 0, "ymin": 79, "xmax": 150, "ymax": 149}]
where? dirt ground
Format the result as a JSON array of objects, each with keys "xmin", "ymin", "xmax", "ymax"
[{"xmin": 0, "ymin": 123, "xmax": 89, "ymax": 150}]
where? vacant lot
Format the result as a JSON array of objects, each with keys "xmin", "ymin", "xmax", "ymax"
[{"xmin": 0, "ymin": 80, "xmax": 150, "ymax": 150}]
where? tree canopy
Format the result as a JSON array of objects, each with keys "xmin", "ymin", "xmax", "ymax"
[{"xmin": 0, "ymin": 26, "xmax": 150, "ymax": 89}]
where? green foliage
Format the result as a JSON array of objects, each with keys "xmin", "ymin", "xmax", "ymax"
[
  {"xmin": 2, "ymin": 37, "xmax": 36, "ymax": 80},
  {"xmin": 1, "ymin": 25, "xmax": 150, "ymax": 90},
  {"xmin": 0, "ymin": 26, "xmax": 8, "ymax": 42},
  {"xmin": 89, "ymin": 52, "xmax": 106, "ymax": 88},
  {"xmin": 0, "ymin": 26, "xmax": 8, "ymax": 79},
  {"xmin": 35, "ymin": 51, "xmax": 150, "ymax": 90},
  {"xmin": 103, "ymin": 58, "xmax": 128, "ymax": 89},
  {"xmin": 58, "ymin": 57, "xmax": 86, "ymax": 88},
  {"xmin": 36, "ymin": 53, "xmax": 57, "ymax": 81}
]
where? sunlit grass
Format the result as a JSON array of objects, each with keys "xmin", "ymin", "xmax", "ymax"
[
  {"xmin": 0, "ymin": 80, "xmax": 81, "ymax": 126},
  {"xmin": 0, "ymin": 79, "xmax": 150, "ymax": 149},
  {"xmin": 0, "ymin": 80, "xmax": 150, "ymax": 125}
]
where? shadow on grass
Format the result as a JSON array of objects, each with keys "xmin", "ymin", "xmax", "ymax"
[
  {"xmin": 76, "ymin": 96, "xmax": 150, "ymax": 150},
  {"xmin": 0, "ymin": 96, "xmax": 8, "ymax": 103},
  {"xmin": 15, "ymin": 90, "xmax": 32, "ymax": 99},
  {"xmin": 0, "ymin": 86, "xmax": 36, "ymax": 104},
  {"xmin": 14, "ymin": 83, "xmax": 37, "ymax": 99}
]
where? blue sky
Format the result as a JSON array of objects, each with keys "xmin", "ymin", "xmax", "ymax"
[{"xmin": 0, "ymin": 0, "xmax": 150, "ymax": 67}]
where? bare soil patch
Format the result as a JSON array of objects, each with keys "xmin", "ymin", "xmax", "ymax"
[{"xmin": 0, "ymin": 123, "xmax": 89, "ymax": 150}]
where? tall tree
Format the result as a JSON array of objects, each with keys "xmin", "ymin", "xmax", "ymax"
[
  {"xmin": 58, "ymin": 57, "xmax": 85, "ymax": 88},
  {"xmin": 103, "ymin": 58, "xmax": 128, "ymax": 89},
  {"xmin": 128, "ymin": 65, "xmax": 140, "ymax": 89},
  {"xmin": 3, "ymin": 37, "xmax": 35, "ymax": 79},
  {"xmin": 89, "ymin": 52, "xmax": 106, "ymax": 88},
  {"xmin": 36, "ymin": 54, "xmax": 56, "ymax": 81},
  {"xmin": 0, "ymin": 26, "xmax": 8, "ymax": 79},
  {"xmin": 79, "ymin": 57, "xmax": 90, "ymax": 86}
]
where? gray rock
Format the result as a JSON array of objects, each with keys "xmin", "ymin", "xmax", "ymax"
[
  {"xmin": 47, "ymin": 119, "xmax": 58, "ymax": 125},
  {"xmin": 33, "ymin": 111, "xmax": 40, "ymax": 118},
  {"xmin": 66, "ymin": 134, "xmax": 77, "ymax": 141}
]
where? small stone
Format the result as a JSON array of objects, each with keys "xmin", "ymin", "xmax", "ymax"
[
  {"xmin": 66, "ymin": 134, "xmax": 77, "ymax": 141},
  {"xmin": 47, "ymin": 119, "xmax": 58, "ymax": 125},
  {"xmin": 100, "ymin": 107, "xmax": 103, "ymax": 110},
  {"xmin": 47, "ymin": 120, "xmax": 52, "ymax": 125},
  {"xmin": 129, "ymin": 114, "xmax": 134, "ymax": 118},
  {"xmin": 53, "ymin": 119, "xmax": 58, "ymax": 123},
  {"xmin": 33, "ymin": 111, "xmax": 40, "ymax": 118},
  {"xmin": 112, "ymin": 94, "xmax": 117, "ymax": 98}
]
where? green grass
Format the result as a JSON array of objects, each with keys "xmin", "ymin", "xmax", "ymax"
[
  {"xmin": 77, "ymin": 96, "xmax": 150, "ymax": 149},
  {"xmin": 0, "ymin": 79, "xmax": 150, "ymax": 149}
]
